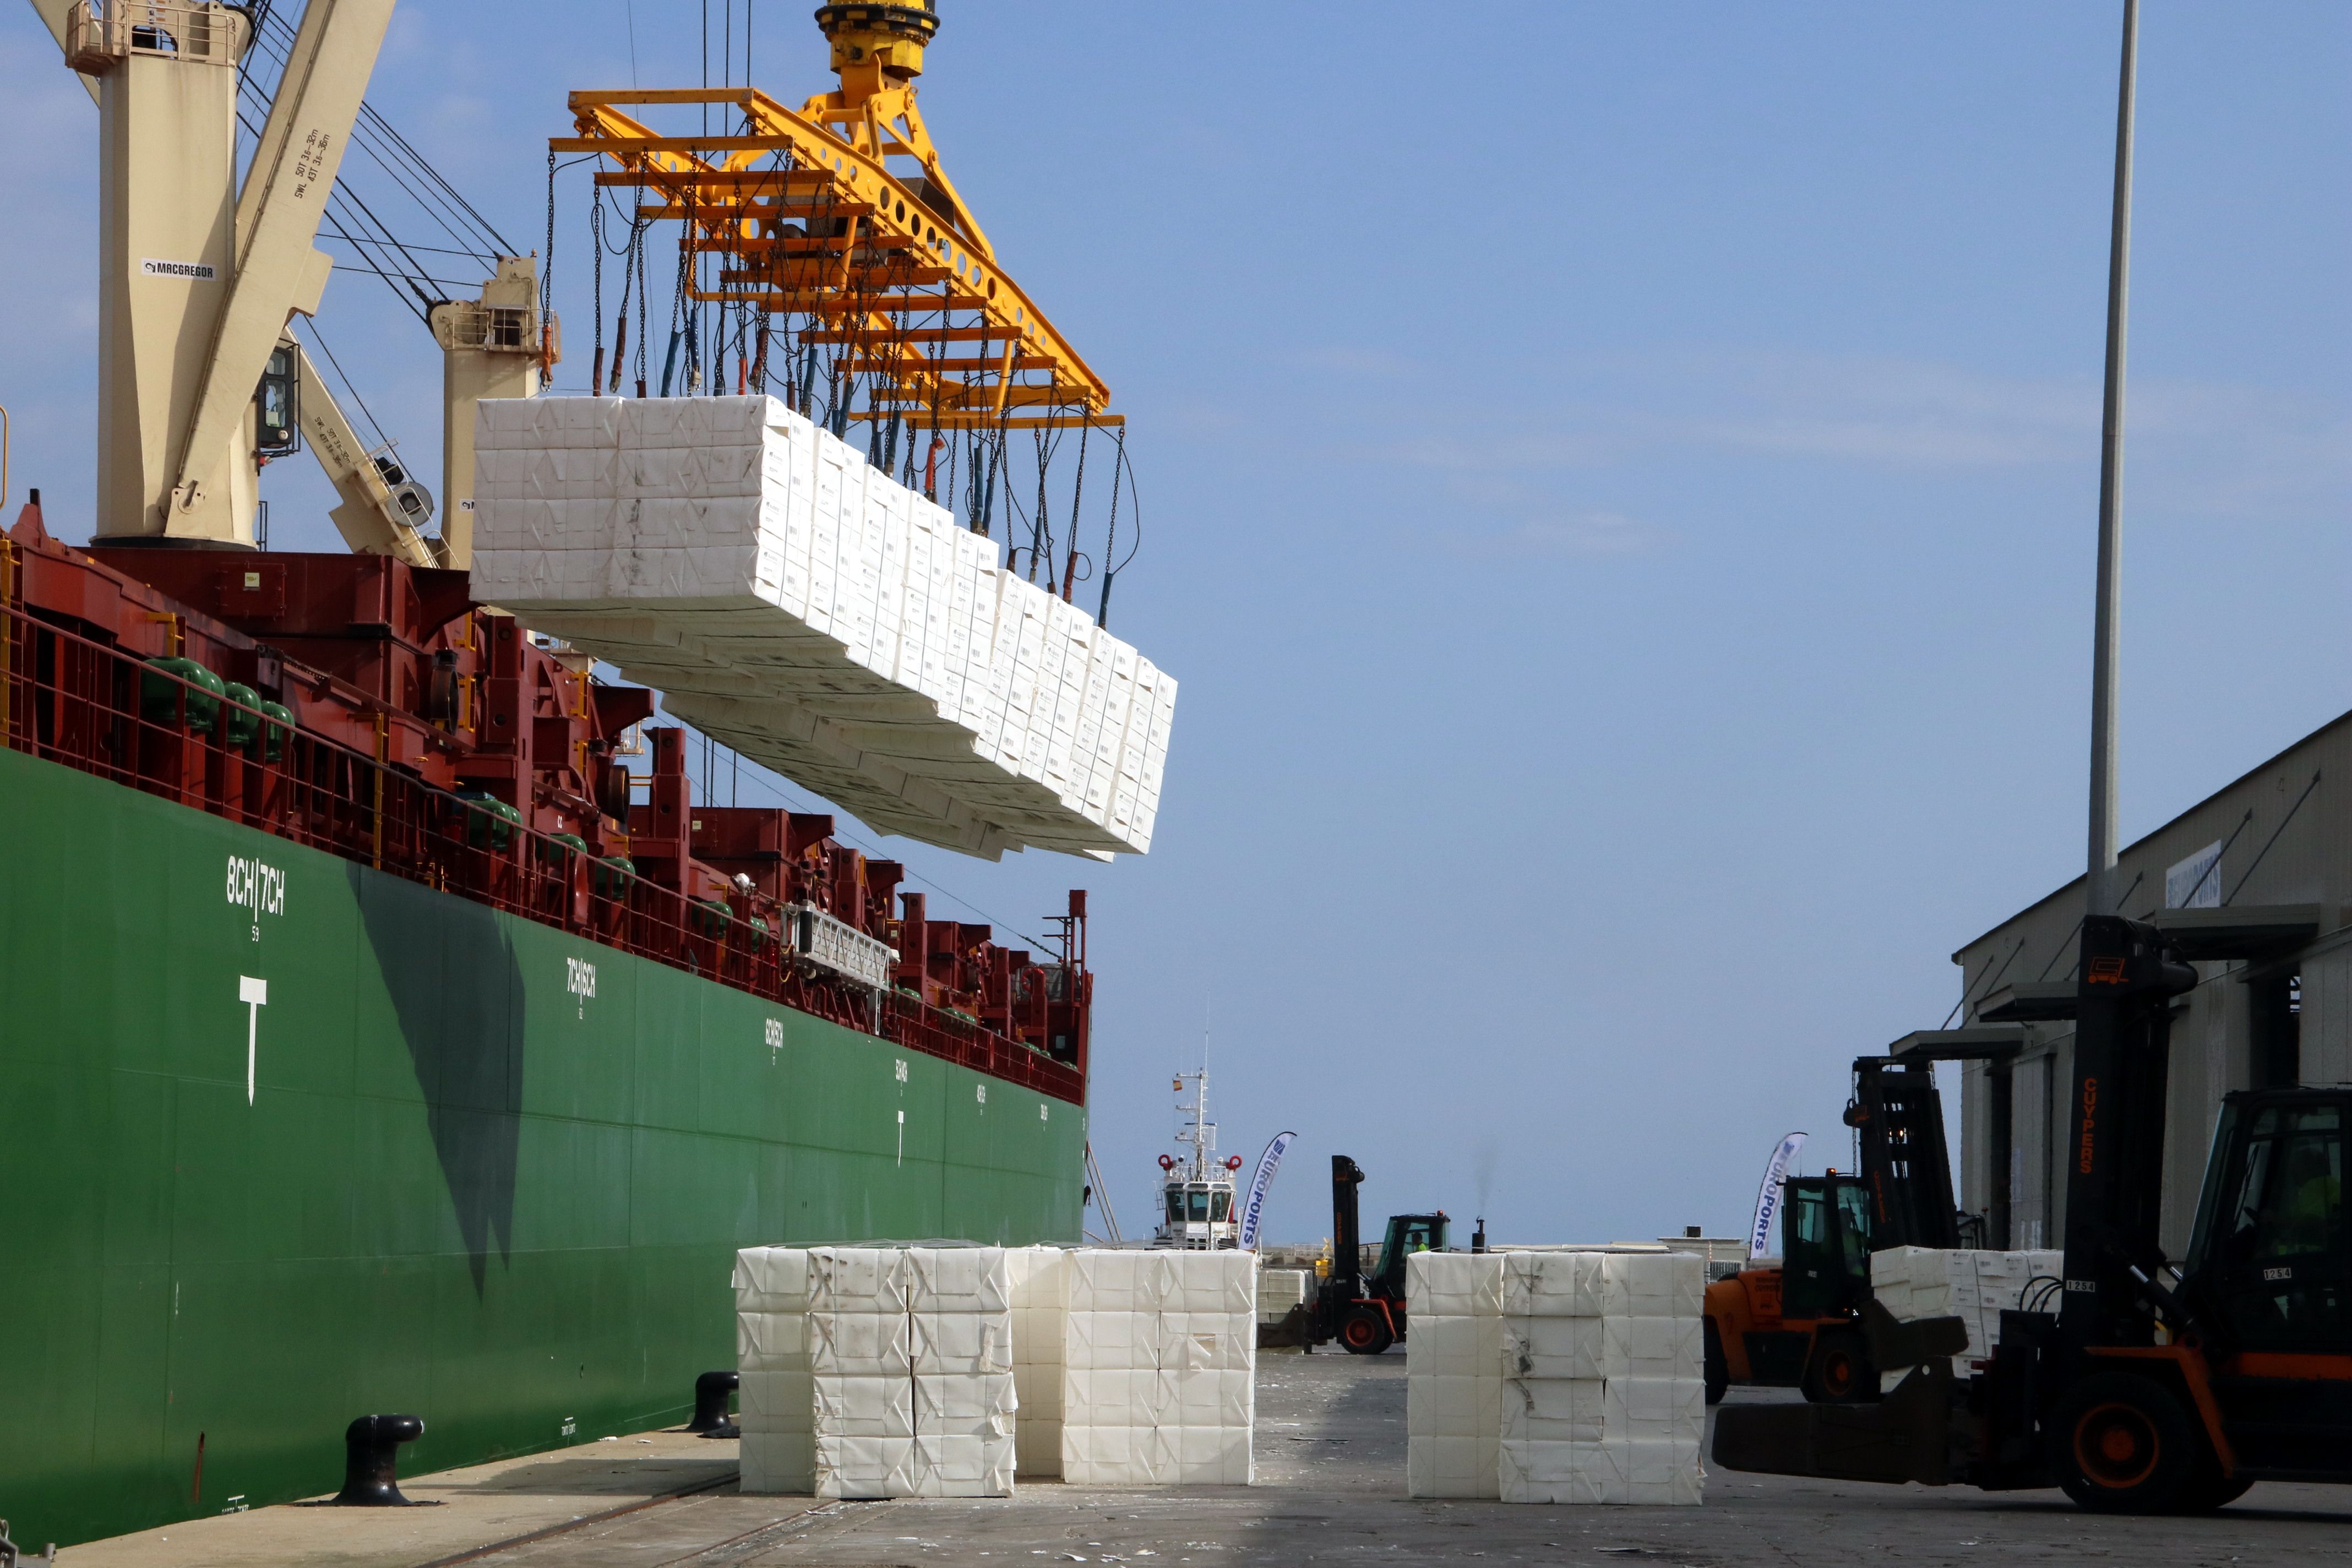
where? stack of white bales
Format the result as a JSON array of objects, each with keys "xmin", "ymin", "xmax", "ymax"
[
  {"xmin": 732, "ymin": 1245, "xmax": 1015, "ymax": 1499},
  {"xmin": 1871, "ymin": 1246, "xmax": 2064, "ymax": 1386},
  {"xmin": 1256, "ymin": 1267, "xmax": 1311, "ymax": 1325},
  {"xmin": 902, "ymin": 1247, "xmax": 1019, "ymax": 1496},
  {"xmin": 470, "ymin": 396, "xmax": 1175, "ymax": 862},
  {"xmin": 1039, "ymin": 1249, "xmax": 1256, "ymax": 1485},
  {"xmin": 1404, "ymin": 1252, "xmax": 1505, "ymax": 1499},
  {"xmin": 1405, "ymin": 1249, "xmax": 1706, "ymax": 1505},
  {"xmin": 734, "ymin": 1245, "xmax": 815, "ymax": 1494},
  {"xmin": 743, "ymin": 1245, "xmax": 1255, "ymax": 1494}
]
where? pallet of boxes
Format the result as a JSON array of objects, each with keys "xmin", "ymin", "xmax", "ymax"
[
  {"xmin": 733, "ymin": 1244, "xmax": 1256, "ymax": 1496},
  {"xmin": 1407, "ymin": 1248, "xmax": 1706, "ymax": 1505}
]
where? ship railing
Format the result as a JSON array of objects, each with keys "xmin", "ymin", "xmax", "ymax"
[{"xmin": 0, "ymin": 599, "xmax": 1086, "ymax": 1105}]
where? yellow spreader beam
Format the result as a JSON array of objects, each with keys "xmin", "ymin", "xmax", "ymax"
[{"xmin": 560, "ymin": 3, "xmax": 1116, "ymax": 432}]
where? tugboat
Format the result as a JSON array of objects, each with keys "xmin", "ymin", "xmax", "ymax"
[{"xmin": 1153, "ymin": 1068, "xmax": 1245, "ymax": 1249}]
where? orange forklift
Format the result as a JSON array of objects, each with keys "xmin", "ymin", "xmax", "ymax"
[
  {"xmin": 1717, "ymin": 914, "xmax": 2352, "ymax": 1512},
  {"xmin": 1703, "ymin": 1056, "xmax": 1962, "ymax": 1403}
]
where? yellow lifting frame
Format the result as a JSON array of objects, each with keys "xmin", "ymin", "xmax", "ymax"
[{"xmin": 558, "ymin": 81, "xmax": 1118, "ymax": 433}]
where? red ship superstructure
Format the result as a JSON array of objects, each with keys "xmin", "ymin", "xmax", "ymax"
[{"xmin": 4, "ymin": 493, "xmax": 1090, "ymax": 1101}]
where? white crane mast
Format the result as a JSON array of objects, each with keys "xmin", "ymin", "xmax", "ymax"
[{"xmin": 37, "ymin": 0, "xmax": 550, "ymax": 564}]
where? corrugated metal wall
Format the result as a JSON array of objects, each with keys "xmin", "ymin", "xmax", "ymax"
[{"xmin": 1951, "ymin": 709, "xmax": 2351, "ymax": 1256}]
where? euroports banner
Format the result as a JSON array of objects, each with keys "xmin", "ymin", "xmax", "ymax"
[
  {"xmin": 1747, "ymin": 1131, "xmax": 1808, "ymax": 1260},
  {"xmin": 1239, "ymin": 1130, "xmax": 1297, "ymax": 1251}
]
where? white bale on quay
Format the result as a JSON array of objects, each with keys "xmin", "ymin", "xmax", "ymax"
[
  {"xmin": 1061, "ymin": 1249, "xmax": 1257, "ymax": 1485},
  {"xmin": 472, "ymin": 395, "xmax": 1175, "ymax": 862},
  {"xmin": 1406, "ymin": 1248, "xmax": 1706, "ymax": 1506},
  {"xmin": 1256, "ymin": 1267, "xmax": 1311, "ymax": 1322},
  {"xmin": 734, "ymin": 1245, "xmax": 816, "ymax": 1495},
  {"xmin": 733, "ymin": 1245, "xmax": 1015, "ymax": 1499},
  {"xmin": 742, "ymin": 1244, "xmax": 1255, "ymax": 1494},
  {"xmin": 1406, "ymin": 1252, "xmax": 1506, "ymax": 1499}
]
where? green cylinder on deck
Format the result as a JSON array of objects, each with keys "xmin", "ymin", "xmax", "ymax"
[
  {"xmin": 221, "ymin": 683, "xmax": 262, "ymax": 750},
  {"xmin": 139, "ymin": 657, "xmax": 225, "ymax": 734},
  {"xmin": 257, "ymin": 701, "xmax": 295, "ymax": 763},
  {"xmin": 541, "ymin": 831, "xmax": 590, "ymax": 865},
  {"xmin": 455, "ymin": 789, "xmax": 521, "ymax": 851}
]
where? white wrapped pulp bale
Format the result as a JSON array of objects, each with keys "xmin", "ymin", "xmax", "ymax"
[
  {"xmin": 474, "ymin": 395, "xmax": 1177, "ymax": 861},
  {"xmin": 1256, "ymin": 1267, "xmax": 1311, "ymax": 1321},
  {"xmin": 1059, "ymin": 1250, "xmax": 1256, "ymax": 1485},
  {"xmin": 1408, "ymin": 1249, "xmax": 1706, "ymax": 1506},
  {"xmin": 732, "ymin": 1245, "xmax": 1016, "ymax": 1499},
  {"xmin": 734, "ymin": 1246, "xmax": 816, "ymax": 1494},
  {"xmin": 734, "ymin": 1245, "xmax": 1257, "ymax": 1489},
  {"xmin": 1405, "ymin": 1253, "xmax": 1505, "ymax": 1499},
  {"xmin": 1871, "ymin": 1247, "xmax": 2065, "ymax": 1386}
]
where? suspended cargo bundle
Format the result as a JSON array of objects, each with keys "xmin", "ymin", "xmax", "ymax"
[{"xmin": 471, "ymin": 394, "xmax": 1174, "ymax": 860}]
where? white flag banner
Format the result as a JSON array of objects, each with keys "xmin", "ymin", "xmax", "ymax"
[
  {"xmin": 1749, "ymin": 1132, "xmax": 1808, "ymax": 1260},
  {"xmin": 1237, "ymin": 1130, "xmax": 1297, "ymax": 1251}
]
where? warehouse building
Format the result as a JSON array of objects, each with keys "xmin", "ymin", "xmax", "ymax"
[{"xmin": 1904, "ymin": 711, "xmax": 2352, "ymax": 1257}]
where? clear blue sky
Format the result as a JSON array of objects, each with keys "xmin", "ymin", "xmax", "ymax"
[{"xmin": 4, "ymin": 4, "xmax": 2347, "ymax": 1248}]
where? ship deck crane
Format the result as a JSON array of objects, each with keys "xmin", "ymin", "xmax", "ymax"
[
  {"xmin": 37, "ymin": 0, "xmax": 547, "ymax": 567},
  {"xmin": 277, "ymin": 334, "xmax": 437, "ymax": 564}
]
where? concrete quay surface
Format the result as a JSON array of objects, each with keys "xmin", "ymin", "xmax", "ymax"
[{"xmin": 61, "ymin": 1350, "xmax": 2352, "ymax": 1567}]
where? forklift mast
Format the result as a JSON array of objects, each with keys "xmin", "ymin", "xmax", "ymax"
[
  {"xmin": 1331, "ymin": 1155, "xmax": 1364, "ymax": 1299},
  {"xmin": 1846, "ymin": 1057, "xmax": 1963, "ymax": 1253},
  {"xmin": 2059, "ymin": 914, "xmax": 2197, "ymax": 1344}
]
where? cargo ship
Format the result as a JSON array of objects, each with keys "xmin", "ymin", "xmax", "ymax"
[{"xmin": 3, "ymin": 0, "xmax": 1152, "ymax": 1548}]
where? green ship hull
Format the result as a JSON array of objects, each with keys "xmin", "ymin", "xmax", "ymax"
[{"xmin": 0, "ymin": 745, "xmax": 1086, "ymax": 1548}]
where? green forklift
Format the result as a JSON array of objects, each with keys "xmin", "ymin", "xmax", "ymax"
[{"xmin": 1310, "ymin": 1154, "xmax": 1449, "ymax": 1354}]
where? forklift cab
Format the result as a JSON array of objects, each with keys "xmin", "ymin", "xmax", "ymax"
[
  {"xmin": 1369, "ymin": 1213, "xmax": 1449, "ymax": 1302},
  {"xmin": 1780, "ymin": 1175, "xmax": 1873, "ymax": 1321},
  {"xmin": 2187, "ymin": 1088, "xmax": 2348, "ymax": 1357}
]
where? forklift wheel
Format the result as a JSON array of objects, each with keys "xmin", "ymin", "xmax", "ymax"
[
  {"xmin": 2176, "ymin": 1462, "xmax": 2254, "ymax": 1513},
  {"xmin": 2048, "ymin": 1372, "xmax": 2201, "ymax": 1514},
  {"xmin": 1338, "ymin": 1306, "xmax": 1394, "ymax": 1355},
  {"xmin": 1801, "ymin": 1329, "xmax": 1872, "ymax": 1404},
  {"xmin": 1702, "ymin": 1318, "xmax": 1728, "ymax": 1406}
]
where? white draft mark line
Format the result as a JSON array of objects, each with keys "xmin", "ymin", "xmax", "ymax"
[{"xmin": 239, "ymin": 976, "xmax": 268, "ymax": 1104}]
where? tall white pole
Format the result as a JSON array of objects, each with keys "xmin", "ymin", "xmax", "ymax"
[{"xmin": 2087, "ymin": 0, "xmax": 2139, "ymax": 918}]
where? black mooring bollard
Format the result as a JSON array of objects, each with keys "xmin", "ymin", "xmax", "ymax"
[
  {"xmin": 689, "ymin": 1370, "xmax": 740, "ymax": 1438},
  {"xmin": 332, "ymin": 1414, "xmax": 426, "ymax": 1505}
]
